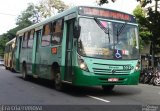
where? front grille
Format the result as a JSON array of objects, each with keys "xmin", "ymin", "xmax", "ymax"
[{"xmin": 93, "ymin": 68, "xmax": 130, "ymax": 75}]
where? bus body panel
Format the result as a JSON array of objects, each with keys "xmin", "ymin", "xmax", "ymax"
[
  {"xmin": 26, "ymin": 48, "xmax": 33, "ymax": 74},
  {"xmin": 13, "ymin": 6, "xmax": 140, "ymax": 88},
  {"xmin": 31, "ymin": 31, "xmax": 38, "ymax": 74},
  {"xmin": 4, "ymin": 38, "xmax": 16, "ymax": 70},
  {"xmin": 72, "ymin": 66, "xmax": 140, "ymax": 86},
  {"xmin": 71, "ymin": 57, "xmax": 140, "ymax": 86},
  {"xmin": 13, "ymin": 36, "xmax": 22, "ymax": 72},
  {"xmin": 34, "ymin": 30, "xmax": 42, "ymax": 77}
]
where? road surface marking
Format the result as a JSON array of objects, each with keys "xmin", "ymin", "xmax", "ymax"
[{"xmin": 87, "ymin": 95, "xmax": 110, "ymax": 103}]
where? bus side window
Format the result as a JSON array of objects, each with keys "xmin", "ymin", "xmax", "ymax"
[
  {"xmin": 28, "ymin": 30, "xmax": 34, "ymax": 48},
  {"xmin": 41, "ymin": 23, "xmax": 51, "ymax": 46},
  {"xmin": 22, "ymin": 32, "xmax": 29, "ymax": 48},
  {"xmin": 51, "ymin": 19, "xmax": 63, "ymax": 45},
  {"xmin": 14, "ymin": 37, "xmax": 18, "ymax": 49}
]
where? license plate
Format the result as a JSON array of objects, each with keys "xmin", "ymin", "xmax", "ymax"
[{"xmin": 108, "ymin": 78, "xmax": 119, "ymax": 82}]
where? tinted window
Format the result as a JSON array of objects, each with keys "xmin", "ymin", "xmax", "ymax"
[
  {"xmin": 41, "ymin": 24, "xmax": 51, "ymax": 46},
  {"xmin": 22, "ymin": 32, "xmax": 29, "ymax": 48},
  {"xmin": 51, "ymin": 19, "xmax": 63, "ymax": 45},
  {"xmin": 28, "ymin": 30, "xmax": 34, "ymax": 48}
]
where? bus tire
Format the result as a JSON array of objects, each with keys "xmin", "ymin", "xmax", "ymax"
[
  {"xmin": 5, "ymin": 66, "xmax": 8, "ymax": 70},
  {"xmin": 55, "ymin": 72, "xmax": 63, "ymax": 91},
  {"xmin": 51, "ymin": 63, "xmax": 64, "ymax": 91},
  {"xmin": 22, "ymin": 63, "xmax": 28, "ymax": 80},
  {"xmin": 54, "ymin": 71, "xmax": 63, "ymax": 91},
  {"xmin": 10, "ymin": 60, "xmax": 12, "ymax": 71},
  {"xmin": 102, "ymin": 85, "xmax": 114, "ymax": 92},
  {"xmin": 11, "ymin": 68, "xmax": 16, "ymax": 73}
]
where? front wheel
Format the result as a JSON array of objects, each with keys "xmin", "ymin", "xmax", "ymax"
[
  {"xmin": 153, "ymin": 78, "xmax": 160, "ymax": 86},
  {"xmin": 102, "ymin": 85, "xmax": 115, "ymax": 92},
  {"xmin": 22, "ymin": 64, "xmax": 28, "ymax": 80},
  {"xmin": 5, "ymin": 66, "xmax": 8, "ymax": 70},
  {"xmin": 54, "ymin": 72, "xmax": 64, "ymax": 91}
]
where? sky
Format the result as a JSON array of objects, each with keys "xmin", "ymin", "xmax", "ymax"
[{"xmin": 0, "ymin": 0, "xmax": 139, "ymax": 35}]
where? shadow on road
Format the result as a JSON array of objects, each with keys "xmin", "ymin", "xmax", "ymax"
[
  {"xmin": 16, "ymin": 76, "xmax": 142, "ymax": 97},
  {"xmin": 62, "ymin": 85, "xmax": 142, "ymax": 97}
]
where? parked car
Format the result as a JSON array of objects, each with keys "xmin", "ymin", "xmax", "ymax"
[{"xmin": 0, "ymin": 59, "xmax": 4, "ymax": 66}]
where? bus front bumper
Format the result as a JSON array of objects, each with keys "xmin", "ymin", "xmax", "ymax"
[{"xmin": 72, "ymin": 67, "xmax": 140, "ymax": 86}]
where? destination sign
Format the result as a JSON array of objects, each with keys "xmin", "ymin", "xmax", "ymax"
[{"xmin": 79, "ymin": 6, "xmax": 135, "ymax": 22}]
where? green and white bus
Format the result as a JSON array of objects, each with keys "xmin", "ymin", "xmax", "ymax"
[{"xmin": 14, "ymin": 6, "xmax": 140, "ymax": 91}]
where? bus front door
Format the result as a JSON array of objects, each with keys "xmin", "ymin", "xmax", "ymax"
[
  {"xmin": 33, "ymin": 30, "xmax": 41, "ymax": 76},
  {"xmin": 64, "ymin": 19, "xmax": 74, "ymax": 82},
  {"xmin": 15, "ymin": 36, "xmax": 22, "ymax": 72}
]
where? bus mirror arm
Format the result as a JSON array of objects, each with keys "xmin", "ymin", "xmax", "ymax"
[{"xmin": 73, "ymin": 25, "xmax": 81, "ymax": 38}]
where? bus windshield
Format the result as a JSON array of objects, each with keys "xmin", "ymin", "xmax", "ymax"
[{"xmin": 78, "ymin": 17, "xmax": 139, "ymax": 60}]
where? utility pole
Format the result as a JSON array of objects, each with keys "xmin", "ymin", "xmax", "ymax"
[{"xmin": 151, "ymin": 0, "xmax": 158, "ymax": 68}]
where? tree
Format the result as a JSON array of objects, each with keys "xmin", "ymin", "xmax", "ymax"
[
  {"xmin": 133, "ymin": 5, "xmax": 152, "ymax": 50},
  {"xmin": 137, "ymin": 0, "xmax": 160, "ymax": 67},
  {"xmin": 98, "ymin": 0, "xmax": 116, "ymax": 5},
  {"xmin": 16, "ymin": 3, "xmax": 38, "ymax": 27},
  {"xmin": 0, "ymin": 34, "xmax": 9, "ymax": 57},
  {"xmin": 0, "ymin": 26, "xmax": 20, "ymax": 56},
  {"xmin": 0, "ymin": 0, "xmax": 69, "ymax": 55},
  {"xmin": 137, "ymin": 0, "xmax": 152, "ymax": 7},
  {"xmin": 0, "ymin": 3, "xmax": 38, "ymax": 56},
  {"xmin": 36, "ymin": 0, "xmax": 69, "ymax": 18}
]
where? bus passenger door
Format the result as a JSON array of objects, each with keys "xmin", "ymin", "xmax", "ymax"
[
  {"xmin": 64, "ymin": 19, "xmax": 74, "ymax": 81},
  {"xmin": 33, "ymin": 30, "xmax": 41, "ymax": 76},
  {"xmin": 15, "ymin": 36, "xmax": 22, "ymax": 72}
]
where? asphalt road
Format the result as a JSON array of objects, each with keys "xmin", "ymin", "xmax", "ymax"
[{"xmin": 0, "ymin": 66, "xmax": 160, "ymax": 111}]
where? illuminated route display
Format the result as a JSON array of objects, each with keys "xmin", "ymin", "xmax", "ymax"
[{"xmin": 78, "ymin": 6, "xmax": 136, "ymax": 23}]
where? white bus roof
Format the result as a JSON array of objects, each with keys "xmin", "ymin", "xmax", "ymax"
[{"xmin": 6, "ymin": 37, "xmax": 16, "ymax": 46}]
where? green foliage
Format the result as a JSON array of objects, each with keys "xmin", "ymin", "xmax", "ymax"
[
  {"xmin": 133, "ymin": 5, "xmax": 145, "ymax": 20},
  {"xmin": 133, "ymin": 6, "xmax": 151, "ymax": 51},
  {"xmin": 0, "ymin": 35, "xmax": 9, "ymax": 56},
  {"xmin": 137, "ymin": 0, "xmax": 160, "ymax": 67},
  {"xmin": 99, "ymin": 0, "xmax": 109, "ymax": 5},
  {"xmin": 137, "ymin": 0, "xmax": 152, "ymax": 7},
  {"xmin": 36, "ymin": 0, "xmax": 69, "ymax": 18},
  {"xmin": 0, "ymin": 3, "xmax": 36, "ymax": 55},
  {"xmin": 134, "ymin": 1, "xmax": 160, "ymax": 58},
  {"xmin": 147, "ymin": 8, "xmax": 160, "ymax": 52},
  {"xmin": 98, "ymin": 0, "xmax": 115, "ymax": 5},
  {"xmin": 0, "ymin": 0, "xmax": 68, "ymax": 55},
  {"xmin": 16, "ymin": 3, "xmax": 36, "ymax": 27},
  {"xmin": 133, "ymin": 5, "xmax": 152, "ymax": 44}
]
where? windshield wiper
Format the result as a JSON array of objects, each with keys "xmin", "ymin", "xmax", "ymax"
[
  {"xmin": 116, "ymin": 22, "xmax": 127, "ymax": 43},
  {"xmin": 94, "ymin": 17, "xmax": 110, "ymax": 43}
]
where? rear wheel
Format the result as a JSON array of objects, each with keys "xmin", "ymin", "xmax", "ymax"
[
  {"xmin": 22, "ymin": 63, "xmax": 28, "ymax": 80},
  {"xmin": 11, "ymin": 68, "xmax": 15, "ymax": 73},
  {"xmin": 52, "ymin": 66, "xmax": 64, "ymax": 91},
  {"xmin": 55, "ymin": 72, "xmax": 63, "ymax": 90},
  {"xmin": 5, "ymin": 65, "xmax": 8, "ymax": 70},
  {"xmin": 102, "ymin": 85, "xmax": 115, "ymax": 92}
]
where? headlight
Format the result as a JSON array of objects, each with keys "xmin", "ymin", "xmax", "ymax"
[
  {"xmin": 80, "ymin": 63, "xmax": 86, "ymax": 69},
  {"xmin": 78, "ymin": 56, "xmax": 89, "ymax": 71},
  {"xmin": 135, "ymin": 66, "xmax": 139, "ymax": 70},
  {"xmin": 135, "ymin": 60, "xmax": 140, "ymax": 71}
]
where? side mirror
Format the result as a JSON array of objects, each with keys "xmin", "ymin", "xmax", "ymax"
[{"xmin": 73, "ymin": 21, "xmax": 81, "ymax": 38}]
